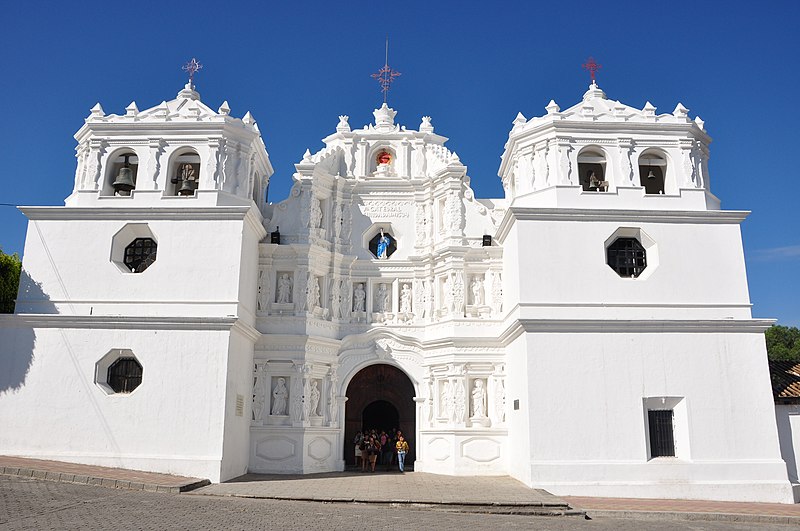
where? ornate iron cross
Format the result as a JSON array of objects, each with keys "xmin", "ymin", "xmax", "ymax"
[
  {"xmin": 371, "ymin": 39, "xmax": 401, "ymax": 103},
  {"xmin": 582, "ymin": 57, "xmax": 601, "ymax": 82},
  {"xmin": 182, "ymin": 58, "xmax": 203, "ymax": 85}
]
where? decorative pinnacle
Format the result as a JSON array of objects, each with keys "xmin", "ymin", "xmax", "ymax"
[
  {"xmin": 582, "ymin": 57, "xmax": 601, "ymax": 83},
  {"xmin": 182, "ymin": 58, "xmax": 203, "ymax": 86},
  {"xmin": 371, "ymin": 38, "xmax": 401, "ymax": 104}
]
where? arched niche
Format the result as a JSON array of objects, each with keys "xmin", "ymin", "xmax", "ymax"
[
  {"xmin": 166, "ymin": 149, "xmax": 201, "ymax": 196},
  {"xmin": 577, "ymin": 147, "xmax": 608, "ymax": 191},
  {"xmin": 638, "ymin": 150, "xmax": 667, "ymax": 195},
  {"xmin": 368, "ymin": 146, "xmax": 396, "ymax": 176},
  {"xmin": 103, "ymin": 149, "xmax": 139, "ymax": 196}
]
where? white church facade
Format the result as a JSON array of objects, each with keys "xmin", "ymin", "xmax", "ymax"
[{"xmin": 0, "ymin": 76, "xmax": 793, "ymax": 503}]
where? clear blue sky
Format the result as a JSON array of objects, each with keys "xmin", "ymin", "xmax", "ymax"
[{"xmin": 1, "ymin": 1, "xmax": 797, "ymax": 326}]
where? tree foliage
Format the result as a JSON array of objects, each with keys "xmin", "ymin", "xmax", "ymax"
[
  {"xmin": 766, "ymin": 325, "xmax": 800, "ymax": 361},
  {"xmin": 0, "ymin": 246, "xmax": 22, "ymax": 313}
]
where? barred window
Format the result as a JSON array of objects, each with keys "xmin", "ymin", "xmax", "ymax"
[
  {"xmin": 607, "ymin": 237, "xmax": 646, "ymax": 278},
  {"xmin": 123, "ymin": 238, "xmax": 157, "ymax": 273},
  {"xmin": 107, "ymin": 357, "xmax": 143, "ymax": 393},
  {"xmin": 648, "ymin": 409, "xmax": 675, "ymax": 458}
]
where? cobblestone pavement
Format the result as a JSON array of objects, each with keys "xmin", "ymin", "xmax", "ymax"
[{"xmin": 1, "ymin": 476, "xmax": 797, "ymax": 531}]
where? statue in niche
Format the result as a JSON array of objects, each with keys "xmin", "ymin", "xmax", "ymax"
[
  {"xmin": 290, "ymin": 377, "xmax": 304, "ymax": 422},
  {"xmin": 328, "ymin": 373, "xmax": 338, "ymax": 423},
  {"xmin": 376, "ymin": 228, "xmax": 391, "ymax": 260},
  {"xmin": 277, "ymin": 273, "xmax": 292, "ymax": 304},
  {"xmin": 307, "ymin": 275, "xmax": 320, "ymax": 311},
  {"xmin": 310, "ymin": 197, "xmax": 322, "ymax": 228},
  {"xmin": 471, "ymin": 380, "xmax": 486, "ymax": 418},
  {"xmin": 455, "ymin": 383, "xmax": 466, "ymax": 423},
  {"xmin": 309, "ymin": 380, "xmax": 321, "ymax": 417},
  {"xmin": 441, "ymin": 381, "xmax": 454, "ymax": 421},
  {"xmin": 338, "ymin": 280, "xmax": 351, "ymax": 320},
  {"xmin": 376, "ymin": 283, "xmax": 390, "ymax": 313},
  {"xmin": 400, "ymin": 283, "xmax": 412, "ymax": 314},
  {"xmin": 353, "ymin": 283, "xmax": 366, "ymax": 312},
  {"xmin": 330, "ymin": 280, "xmax": 342, "ymax": 320},
  {"xmin": 271, "ymin": 378, "xmax": 288, "ymax": 416},
  {"xmin": 471, "ymin": 277, "xmax": 483, "ymax": 306}
]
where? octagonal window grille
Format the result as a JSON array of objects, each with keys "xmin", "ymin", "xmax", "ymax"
[
  {"xmin": 107, "ymin": 357, "xmax": 143, "ymax": 393},
  {"xmin": 123, "ymin": 238, "xmax": 157, "ymax": 273},
  {"xmin": 607, "ymin": 237, "xmax": 647, "ymax": 278}
]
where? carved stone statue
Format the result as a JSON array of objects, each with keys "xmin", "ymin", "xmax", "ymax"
[
  {"xmin": 330, "ymin": 280, "xmax": 342, "ymax": 320},
  {"xmin": 277, "ymin": 273, "xmax": 292, "ymax": 304},
  {"xmin": 400, "ymin": 283, "xmax": 412, "ymax": 314},
  {"xmin": 471, "ymin": 277, "xmax": 483, "ymax": 306},
  {"xmin": 471, "ymin": 380, "xmax": 486, "ymax": 418},
  {"xmin": 271, "ymin": 378, "xmax": 288, "ymax": 416},
  {"xmin": 309, "ymin": 380, "xmax": 321, "ymax": 417},
  {"xmin": 376, "ymin": 228, "xmax": 391, "ymax": 260},
  {"xmin": 376, "ymin": 283, "xmax": 390, "ymax": 313},
  {"xmin": 353, "ymin": 283, "xmax": 366, "ymax": 312}
]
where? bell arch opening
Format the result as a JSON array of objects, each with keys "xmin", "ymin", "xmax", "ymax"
[{"xmin": 344, "ymin": 363, "xmax": 416, "ymax": 468}]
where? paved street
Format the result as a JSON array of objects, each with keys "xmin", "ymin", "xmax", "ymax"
[{"xmin": 1, "ymin": 475, "xmax": 797, "ymax": 531}]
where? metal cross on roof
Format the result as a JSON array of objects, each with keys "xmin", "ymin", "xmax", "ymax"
[
  {"xmin": 582, "ymin": 57, "xmax": 601, "ymax": 82},
  {"xmin": 371, "ymin": 39, "xmax": 401, "ymax": 104},
  {"xmin": 182, "ymin": 58, "xmax": 203, "ymax": 85}
]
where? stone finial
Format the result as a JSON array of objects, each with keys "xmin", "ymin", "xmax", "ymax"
[
  {"xmin": 89, "ymin": 103, "xmax": 105, "ymax": 118},
  {"xmin": 302, "ymin": 149, "xmax": 313, "ymax": 163},
  {"xmin": 242, "ymin": 111, "xmax": 256, "ymax": 125},
  {"xmin": 373, "ymin": 103, "xmax": 397, "ymax": 131},
  {"xmin": 419, "ymin": 115, "xmax": 434, "ymax": 133},
  {"xmin": 694, "ymin": 115, "xmax": 705, "ymax": 130},
  {"xmin": 125, "ymin": 101, "xmax": 139, "ymax": 117},
  {"xmin": 545, "ymin": 100, "xmax": 560, "ymax": 114},
  {"xmin": 673, "ymin": 103, "xmax": 689, "ymax": 119},
  {"xmin": 449, "ymin": 151, "xmax": 460, "ymax": 163},
  {"xmin": 643, "ymin": 101, "xmax": 656, "ymax": 117},
  {"xmin": 218, "ymin": 101, "xmax": 231, "ymax": 115},
  {"xmin": 155, "ymin": 101, "xmax": 169, "ymax": 119},
  {"xmin": 582, "ymin": 82, "xmax": 606, "ymax": 101},
  {"xmin": 512, "ymin": 112, "xmax": 527, "ymax": 131},
  {"xmin": 337, "ymin": 115, "xmax": 351, "ymax": 133},
  {"xmin": 177, "ymin": 82, "xmax": 200, "ymax": 101}
]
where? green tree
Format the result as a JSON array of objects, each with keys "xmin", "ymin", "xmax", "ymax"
[
  {"xmin": 766, "ymin": 325, "xmax": 800, "ymax": 361},
  {"xmin": 0, "ymin": 246, "xmax": 22, "ymax": 313}
]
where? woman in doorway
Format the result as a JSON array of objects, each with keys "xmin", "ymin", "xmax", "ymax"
[
  {"xmin": 353, "ymin": 431, "xmax": 363, "ymax": 470},
  {"xmin": 367, "ymin": 435, "xmax": 381, "ymax": 472}
]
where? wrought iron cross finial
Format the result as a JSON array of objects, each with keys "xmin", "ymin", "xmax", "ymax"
[
  {"xmin": 182, "ymin": 58, "xmax": 203, "ymax": 85},
  {"xmin": 582, "ymin": 57, "xmax": 601, "ymax": 82},
  {"xmin": 371, "ymin": 38, "xmax": 401, "ymax": 104}
]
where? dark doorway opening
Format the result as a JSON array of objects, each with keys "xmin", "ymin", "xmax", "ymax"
[{"xmin": 344, "ymin": 364, "xmax": 415, "ymax": 468}]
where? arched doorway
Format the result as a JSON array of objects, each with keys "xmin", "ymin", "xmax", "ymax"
[{"xmin": 344, "ymin": 364, "xmax": 416, "ymax": 468}]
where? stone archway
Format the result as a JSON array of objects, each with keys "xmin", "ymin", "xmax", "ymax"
[{"xmin": 344, "ymin": 364, "xmax": 416, "ymax": 467}]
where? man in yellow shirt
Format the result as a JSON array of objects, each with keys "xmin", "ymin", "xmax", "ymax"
[{"xmin": 395, "ymin": 435, "xmax": 409, "ymax": 473}]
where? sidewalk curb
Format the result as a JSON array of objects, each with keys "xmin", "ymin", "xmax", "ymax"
[
  {"xmin": 585, "ymin": 508, "xmax": 800, "ymax": 526},
  {"xmin": 1, "ymin": 466, "xmax": 210, "ymax": 494}
]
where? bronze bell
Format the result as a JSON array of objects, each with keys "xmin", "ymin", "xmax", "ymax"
[
  {"xmin": 172, "ymin": 163, "xmax": 197, "ymax": 196},
  {"xmin": 112, "ymin": 155, "xmax": 135, "ymax": 196},
  {"xmin": 646, "ymin": 169, "xmax": 656, "ymax": 180}
]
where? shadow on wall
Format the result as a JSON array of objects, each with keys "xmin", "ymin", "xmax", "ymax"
[
  {"xmin": 15, "ymin": 269, "xmax": 58, "ymax": 314},
  {"xmin": 0, "ymin": 270, "xmax": 55, "ymax": 393}
]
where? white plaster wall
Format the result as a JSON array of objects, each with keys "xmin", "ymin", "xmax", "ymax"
[
  {"xmin": 516, "ymin": 330, "xmax": 792, "ymax": 502},
  {"xmin": 219, "ymin": 329, "xmax": 256, "ymax": 481},
  {"xmin": 0, "ymin": 326, "xmax": 231, "ymax": 481},
  {"xmin": 16, "ymin": 217, "xmax": 248, "ymax": 317},
  {"xmin": 504, "ymin": 334, "xmax": 531, "ymax": 484},
  {"xmin": 775, "ymin": 404, "xmax": 800, "ymax": 486},
  {"xmin": 508, "ymin": 218, "xmax": 751, "ymax": 320}
]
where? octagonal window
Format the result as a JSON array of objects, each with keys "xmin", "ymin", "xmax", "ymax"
[
  {"xmin": 607, "ymin": 237, "xmax": 647, "ymax": 278},
  {"xmin": 123, "ymin": 238, "xmax": 157, "ymax": 273},
  {"xmin": 368, "ymin": 230, "xmax": 396, "ymax": 260},
  {"xmin": 108, "ymin": 358, "xmax": 143, "ymax": 393},
  {"xmin": 95, "ymin": 349, "xmax": 143, "ymax": 395}
]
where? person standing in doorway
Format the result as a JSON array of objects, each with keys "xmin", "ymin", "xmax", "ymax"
[{"xmin": 396, "ymin": 435, "xmax": 409, "ymax": 473}]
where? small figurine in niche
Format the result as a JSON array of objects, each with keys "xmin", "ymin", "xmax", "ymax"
[
  {"xmin": 277, "ymin": 273, "xmax": 292, "ymax": 304},
  {"xmin": 472, "ymin": 380, "xmax": 486, "ymax": 418},
  {"xmin": 377, "ymin": 228, "xmax": 391, "ymax": 260},
  {"xmin": 377, "ymin": 151, "xmax": 392, "ymax": 165},
  {"xmin": 353, "ymin": 283, "xmax": 366, "ymax": 312}
]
